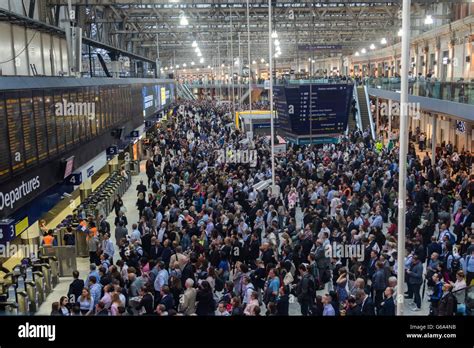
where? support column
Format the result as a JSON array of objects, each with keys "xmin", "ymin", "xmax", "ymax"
[
  {"xmin": 388, "ymin": 99, "xmax": 392, "ymax": 142},
  {"xmin": 375, "ymin": 97, "xmax": 379, "ymax": 137},
  {"xmin": 80, "ymin": 178, "xmax": 93, "ymax": 202},
  {"xmin": 431, "ymin": 114, "xmax": 437, "ymax": 165}
]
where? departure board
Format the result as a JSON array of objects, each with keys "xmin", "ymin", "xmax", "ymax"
[
  {"xmin": 90, "ymin": 87, "xmax": 98, "ymax": 134},
  {"xmin": 44, "ymin": 93, "xmax": 58, "ymax": 156},
  {"xmin": 69, "ymin": 90, "xmax": 79, "ymax": 145},
  {"xmin": 100, "ymin": 87, "xmax": 107, "ymax": 130},
  {"xmin": 0, "ymin": 94, "xmax": 10, "ymax": 180},
  {"xmin": 20, "ymin": 93, "xmax": 38, "ymax": 167},
  {"xmin": 5, "ymin": 92, "xmax": 25, "ymax": 172},
  {"xmin": 109, "ymin": 88, "xmax": 115, "ymax": 125},
  {"xmin": 274, "ymin": 84, "xmax": 353, "ymax": 136},
  {"xmin": 53, "ymin": 91, "xmax": 65, "ymax": 152},
  {"xmin": 61, "ymin": 91, "xmax": 73, "ymax": 148},
  {"xmin": 32, "ymin": 91, "xmax": 48, "ymax": 162},
  {"xmin": 81, "ymin": 89, "xmax": 91, "ymax": 140}
]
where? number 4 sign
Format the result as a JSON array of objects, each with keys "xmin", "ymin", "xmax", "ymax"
[{"xmin": 65, "ymin": 173, "xmax": 82, "ymax": 185}]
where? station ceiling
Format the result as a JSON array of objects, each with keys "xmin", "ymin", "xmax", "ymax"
[{"xmin": 44, "ymin": 0, "xmax": 462, "ymax": 67}]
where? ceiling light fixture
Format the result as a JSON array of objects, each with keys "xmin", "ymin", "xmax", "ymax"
[
  {"xmin": 192, "ymin": 40, "xmax": 198, "ymax": 47},
  {"xmin": 361, "ymin": 48, "xmax": 367, "ymax": 54},
  {"xmin": 271, "ymin": 31, "xmax": 278, "ymax": 39},
  {"xmin": 424, "ymin": 15, "xmax": 433, "ymax": 25},
  {"xmin": 370, "ymin": 44, "xmax": 376, "ymax": 50},
  {"xmin": 380, "ymin": 38, "xmax": 387, "ymax": 45},
  {"xmin": 180, "ymin": 16, "xmax": 188, "ymax": 26}
]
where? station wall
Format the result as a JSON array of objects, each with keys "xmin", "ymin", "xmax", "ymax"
[{"xmin": 0, "ymin": 22, "xmax": 69, "ymax": 76}]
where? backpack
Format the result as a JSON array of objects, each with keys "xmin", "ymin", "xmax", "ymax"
[
  {"xmin": 307, "ymin": 275, "xmax": 316, "ymax": 298},
  {"xmin": 215, "ymin": 276, "xmax": 225, "ymax": 292}
]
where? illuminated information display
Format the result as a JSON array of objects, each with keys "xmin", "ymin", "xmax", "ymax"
[{"xmin": 274, "ymin": 84, "xmax": 353, "ymax": 136}]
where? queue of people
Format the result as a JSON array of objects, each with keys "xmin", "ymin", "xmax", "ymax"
[{"xmin": 48, "ymin": 99, "xmax": 473, "ymax": 317}]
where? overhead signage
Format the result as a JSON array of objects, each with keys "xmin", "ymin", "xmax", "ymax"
[
  {"xmin": 15, "ymin": 216, "xmax": 29, "ymax": 236},
  {"xmin": 0, "ymin": 219, "xmax": 15, "ymax": 243},
  {"xmin": 298, "ymin": 44, "xmax": 343, "ymax": 51},
  {"xmin": 106, "ymin": 146, "xmax": 118, "ymax": 156},
  {"xmin": 87, "ymin": 166, "xmax": 95, "ymax": 178},
  {"xmin": 274, "ymin": 84, "xmax": 353, "ymax": 136},
  {"xmin": 0, "ymin": 176, "xmax": 41, "ymax": 215},
  {"xmin": 65, "ymin": 173, "xmax": 82, "ymax": 186}
]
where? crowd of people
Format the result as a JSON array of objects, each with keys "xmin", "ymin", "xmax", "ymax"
[{"xmin": 49, "ymin": 100, "xmax": 473, "ymax": 317}]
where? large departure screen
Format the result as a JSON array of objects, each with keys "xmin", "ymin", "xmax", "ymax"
[{"xmin": 275, "ymin": 84, "xmax": 353, "ymax": 136}]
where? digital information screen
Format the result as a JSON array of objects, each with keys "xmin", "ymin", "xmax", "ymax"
[
  {"xmin": 20, "ymin": 93, "xmax": 37, "ymax": 167},
  {"xmin": 32, "ymin": 92, "xmax": 49, "ymax": 162},
  {"xmin": 142, "ymin": 85, "xmax": 158, "ymax": 118},
  {"xmin": 0, "ymin": 93, "xmax": 10, "ymax": 180},
  {"xmin": 5, "ymin": 93, "xmax": 25, "ymax": 172},
  {"xmin": 274, "ymin": 84, "xmax": 353, "ymax": 136}
]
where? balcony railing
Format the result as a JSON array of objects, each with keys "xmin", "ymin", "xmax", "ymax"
[{"xmin": 366, "ymin": 77, "xmax": 474, "ymax": 105}]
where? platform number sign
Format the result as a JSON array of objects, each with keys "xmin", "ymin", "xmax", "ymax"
[
  {"xmin": 130, "ymin": 130, "xmax": 139, "ymax": 138},
  {"xmin": 0, "ymin": 219, "xmax": 15, "ymax": 243},
  {"xmin": 65, "ymin": 173, "xmax": 83, "ymax": 186},
  {"xmin": 106, "ymin": 146, "xmax": 118, "ymax": 156}
]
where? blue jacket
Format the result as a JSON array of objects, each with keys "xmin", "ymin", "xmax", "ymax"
[{"xmin": 408, "ymin": 262, "xmax": 423, "ymax": 285}]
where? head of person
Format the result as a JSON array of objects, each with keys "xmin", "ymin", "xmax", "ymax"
[
  {"xmin": 60, "ymin": 296, "xmax": 68, "ymax": 307},
  {"xmin": 384, "ymin": 287, "xmax": 394, "ymax": 298},
  {"xmin": 217, "ymin": 302, "xmax": 227, "ymax": 313}
]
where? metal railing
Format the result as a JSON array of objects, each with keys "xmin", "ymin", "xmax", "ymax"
[{"xmin": 366, "ymin": 77, "xmax": 474, "ymax": 105}]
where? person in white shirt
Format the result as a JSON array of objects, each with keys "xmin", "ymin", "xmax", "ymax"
[{"xmin": 215, "ymin": 302, "xmax": 230, "ymax": 316}]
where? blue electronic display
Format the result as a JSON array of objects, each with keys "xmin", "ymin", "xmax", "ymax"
[{"xmin": 275, "ymin": 84, "xmax": 353, "ymax": 136}]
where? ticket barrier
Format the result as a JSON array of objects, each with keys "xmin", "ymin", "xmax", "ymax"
[
  {"xmin": 33, "ymin": 263, "xmax": 52, "ymax": 296},
  {"xmin": 32, "ymin": 270, "xmax": 45, "ymax": 305},
  {"xmin": 40, "ymin": 246, "xmax": 77, "ymax": 277},
  {"xmin": 0, "ymin": 287, "xmax": 19, "ymax": 315},
  {"xmin": 40, "ymin": 256, "xmax": 59, "ymax": 287},
  {"xmin": 25, "ymin": 267, "xmax": 39, "ymax": 313},
  {"xmin": 15, "ymin": 277, "xmax": 30, "ymax": 315}
]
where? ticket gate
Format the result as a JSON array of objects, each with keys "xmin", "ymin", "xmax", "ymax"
[
  {"xmin": 0, "ymin": 288, "xmax": 18, "ymax": 315},
  {"xmin": 40, "ymin": 256, "xmax": 59, "ymax": 287},
  {"xmin": 32, "ymin": 271, "xmax": 45, "ymax": 305},
  {"xmin": 25, "ymin": 267, "xmax": 39, "ymax": 313},
  {"xmin": 15, "ymin": 278, "xmax": 30, "ymax": 315},
  {"xmin": 33, "ymin": 263, "xmax": 52, "ymax": 295}
]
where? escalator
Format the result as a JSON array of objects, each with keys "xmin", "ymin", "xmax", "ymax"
[
  {"xmin": 177, "ymin": 83, "xmax": 196, "ymax": 100},
  {"xmin": 356, "ymin": 86, "xmax": 375, "ymax": 139}
]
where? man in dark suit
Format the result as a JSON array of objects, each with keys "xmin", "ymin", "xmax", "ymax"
[
  {"xmin": 136, "ymin": 180, "xmax": 147, "ymax": 196},
  {"xmin": 149, "ymin": 236, "xmax": 162, "ymax": 260},
  {"xmin": 67, "ymin": 271, "xmax": 84, "ymax": 304},
  {"xmin": 159, "ymin": 285, "xmax": 175, "ymax": 311},
  {"xmin": 114, "ymin": 211, "xmax": 128, "ymax": 228},
  {"xmin": 378, "ymin": 287, "xmax": 395, "ymax": 316},
  {"xmin": 357, "ymin": 289, "xmax": 375, "ymax": 315}
]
